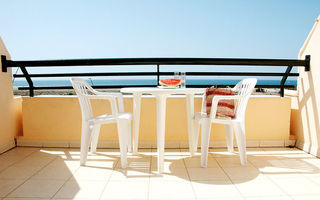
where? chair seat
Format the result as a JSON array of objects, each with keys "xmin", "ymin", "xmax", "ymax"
[
  {"xmin": 194, "ymin": 112, "xmax": 239, "ymax": 125},
  {"xmin": 89, "ymin": 112, "xmax": 132, "ymax": 124}
]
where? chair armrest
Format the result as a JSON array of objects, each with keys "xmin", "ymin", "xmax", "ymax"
[{"xmin": 86, "ymin": 95, "xmax": 117, "ymax": 100}]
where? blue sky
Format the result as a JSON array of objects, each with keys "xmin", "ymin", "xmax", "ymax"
[{"xmin": 1, "ymin": 0, "xmax": 319, "ymax": 79}]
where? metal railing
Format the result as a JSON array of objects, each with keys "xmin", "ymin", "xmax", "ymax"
[{"xmin": 1, "ymin": 55, "xmax": 310, "ymax": 97}]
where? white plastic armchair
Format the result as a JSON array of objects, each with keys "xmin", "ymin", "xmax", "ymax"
[
  {"xmin": 193, "ymin": 78, "xmax": 257, "ymax": 167},
  {"xmin": 70, "ymin": 78, "xmax": 132, "ymax": 168}
]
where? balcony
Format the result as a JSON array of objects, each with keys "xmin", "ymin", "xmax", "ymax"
[{"xmin": 0, "ymin": 13, "xmax": 319, "ymax": 200}]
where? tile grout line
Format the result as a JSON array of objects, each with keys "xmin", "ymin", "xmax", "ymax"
[
  {"xmin": 49, "ymin": 155, "xmax": 83, "ymax": 200},
  {"xmin": 3, "ymin": 149, "xmax": 59, "ymax": 199},
  {"xmin": 215, "ymin": 150, "xmax": 247, "ymax": 200},
  {"xmin": 97, "ymin": 154, "xmax": 120, "ymax": 200},
  {"xmin": 0, "ymin": 147, "xmax": 39, "ymax": 173},
  {"xmin": 244, "ymin": 148, "xmax": 294, "ymax": 200},
  {"xmin": 50, "ymin": 150, "xmax": 120, "ymax": 200},
  {"xmin": 181, "ymin": 148, "xmax": 198, "ymax": 200}
]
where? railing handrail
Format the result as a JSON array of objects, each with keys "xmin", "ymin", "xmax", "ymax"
[
  {"xmin": 1, "ymin": 55, "xmax": 311, "ymax": 97},
  {"xmin": 2, "ymin": 57, "xmax": 310, "ymax": 68}
]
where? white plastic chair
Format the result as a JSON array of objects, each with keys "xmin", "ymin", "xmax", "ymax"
[
  {"xmin": 70, "ymin": 78, "xmax": 131, "ymax": 168},
  {"xmin": 193, "ymin": 78, "xmax": 257, "ymax": 167}
]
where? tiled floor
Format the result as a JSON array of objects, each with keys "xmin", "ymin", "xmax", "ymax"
[{"xmin": 1, "ymin": 147, "xmax": 320, "ymax": 199}]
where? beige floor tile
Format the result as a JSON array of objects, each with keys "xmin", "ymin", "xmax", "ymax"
[
  {"xmin": 223, "ymin": 166, "xmax": 260, "ymax": 181},
  {"xmin": 54, "ymin": 179, "xmax": 106, "ymax": 199},
  {"xmin": 3, "ymin": 198, "xmax": 50, "ymax": 200},
  {"xmin": 244, "ymin": 196, "xmax": 292, "ymax": 200},
  {"xmin": 216, "ymin": 157, "xmax": 254, "ymax": 168},
  {"xmin": 0, "ymin": 148, "xmax": 37, "ymax": 172},
  {"xmin": 248, "ymin": 157, "xmax": 285, "ymax": 168},
  {"xmin": 31, "ymin": 161, "xmax": 78, "ymax": 180},
  {"xmin": 192, "ymin": 180, "xmax": 242, "ymax": 199},
  {"xmin": 0, "ymin": 180, "xmax": 24, "ymax": 197},
  {"xmin": 8, "ymin": 180, "xmax": 64, "ymax": 198},
  {"xmin": 71, "ymin": 166, "xmax": 113, "ymax": 181},
  {"xmin": 187, "ymin": 167, "xmax": 230, "ymax": 181},
  {"xmin": 149, "ymin": 180, "xmax": 195, "ymax": 199},
  {"xmin": 151, "ymin": 157, "xmax": 185, "ymax": 170},
  {"xmin": 302, "ymin": 158, "xmax": 320, "ymax": 168},
  {"xmin": 233, "ymin": 176, "xmax": 287, "ymax": 197},
  {"xmin": 84, "ymin": 160, "xmax": 118, "ymax": 169},
  {"xmin": 109, "ymin": 168, "xmax": 150, "ymax": 181},
  {"xmin": 5, "ymin": 147, "xmax": 40, "ymax": 157},
  {"xmin": 101, "ymin": 180, "xmax": 149, "ymax": 199},
  {"xmin": 0, "ymin": 165, "xmax": 43, "ymax": 180},
  {"xmin": 184, "ymin": 156, "xmax": 220, "ymax": 168},
  {"xmin": 272, "ymin": 176, "xmax": 320, "ymax": 195},
  {"xmin": 209, "ymin": 150, "xmax": 239, "ymax": 158},
  {"xmin": 291, "ymin": 194, "xmax": 320, "ymax": 200},
  {"xmin": 115, "ymin": 157, "xmax": 151, "ymax": 169},
  {"xmin": 13, "ymin": 156, "xmax": 55, "ymax": 169},
  {"xmin": 150, "ymin": 167, "xmax": 189, "ymax": 181}
]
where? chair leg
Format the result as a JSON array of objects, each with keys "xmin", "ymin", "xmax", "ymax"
[
  {"xmin": 225, "ymin": 124, "xmax": 234, "ymax": 153},
  {"xmin": 127, "ymin": 120, "xmax": 132, "ymax": 152},
  {"xmin": 80, "ymin": 121, "xmax": 92, "ymax": 166},
  {"xmin": 90, "ymin": 124, "xmax": 101, "ymax": 154},
  {"xmin": 201, "ymin": 119, "xmax": 211, "ymax": 168},
  {"xmin": 193, "ymin": 120, "xmax": 200, "ymax": 153},
  {"xmin": 234, "ymin": 122, "xmax": 247, "ymax": 165},
  {"xmin": 117, "ymin": 119, "xmax": 128, "ymax": 168}
]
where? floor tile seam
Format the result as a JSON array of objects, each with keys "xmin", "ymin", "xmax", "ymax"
[
  {"xmin": 264, "ymin": 173, "xmax": 297, "ymax": 197},
  {"xmin": 300, "ymin": 174, "xmax": 320, "ymax": 187},
  {"xmin": 43, "ymin": 156, "xmax": 82, "ymax": 200},
  {"xmin": 0, "ymin": 148, "xmax": 39, "ymax": 173},
  {"xmin": 97, "ymin": 164, "xmax": 117, "ymax": 200},
  {"xmin": 219, "ymin": 158, "xmax": 249, "ymax": 200},
  {"xmin": 3, "ymin": 154, "xmax": 61, "ymax": 198},
  {"xmin": 182, "ymin": 154, "xmax": 197, "ymax": 199}
]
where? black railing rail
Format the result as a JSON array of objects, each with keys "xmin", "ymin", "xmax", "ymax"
[{"xmin": 1, "ymin": 55, "xmax": 310, "ymax": 97}]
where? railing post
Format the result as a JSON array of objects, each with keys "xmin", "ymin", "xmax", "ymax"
[
  {"xmin": 305, "ymin": 55, "xmax": 310, "ymax": 71},
  {"xmin": 20, "ymin": 66, "xmax": 34, "ymax": 97},
  {"xmin": 1, "ymin": 55, "xmax": 7, "ymax": 72},
  {"xmin": 280, "ymin": 66, "xmax": 293, "ymax": 97},
  {"xmin": 157, "ymin": 64, "xmax": 160, "ymax": 86}
]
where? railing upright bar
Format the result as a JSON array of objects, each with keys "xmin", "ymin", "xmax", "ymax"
[
  {"xmin": 157, "ymin": 64, "xmax": 160, "ymax": 86},
  {"xmin": 1, "ymin": 55, "xmax": 7, "ymax": 72},
  {"xmin": 20, "ymin": 66, "xmax": 34, "ymax": 97},
  {"xmin": 305, "ymin": 55, "xmax": 310, "ymax": 71},
  {"xmin": 280, "ymin": 66, "xmax": 293, "ymax": 97}
]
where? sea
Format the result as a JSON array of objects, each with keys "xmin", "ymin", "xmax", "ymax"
[{"xmin": 12, "ymin": 77, "xmax": 297, "ymax": 87}]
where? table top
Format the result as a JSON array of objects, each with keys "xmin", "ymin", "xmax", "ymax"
[{"xmin": 120, "ymin": 87, "xmax": 205, "ymax": 95}]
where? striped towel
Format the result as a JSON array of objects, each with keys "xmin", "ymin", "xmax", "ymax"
[{"xmin": 206, "ymin": 87, "xmax": 236, "ymax": 119}]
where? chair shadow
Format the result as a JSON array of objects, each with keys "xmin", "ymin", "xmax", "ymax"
[{"xmin": 65, "ymin": 148, "xmax": 320, "ymax": 186}]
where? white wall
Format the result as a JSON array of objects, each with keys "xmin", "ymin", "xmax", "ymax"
[{"xmin": 292, "ymin": 16, "xmax": 320, "ymax": 156}]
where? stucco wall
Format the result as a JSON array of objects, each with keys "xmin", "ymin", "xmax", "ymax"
[
  {"xmin": 0, "ymin": 37, "xmax": 17, "ymax": 153},
  {"xmin": 18, "ymin": 95, "xmax": 291, "ymax": 148},
  {"xmin": 292, "ymin": 16, "xmax": 320, "ymax": 156}
]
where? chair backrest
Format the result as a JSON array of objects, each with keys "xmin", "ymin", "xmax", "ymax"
[
  {"xmin": 70, "ymin": 78, "xmax": 96, "ymax": 121},
  {"xmin": 233, "ymin": 78, "xmax": 257, "ymax": 120},
  {"xmin": 201, "ymin": 78, "xmax": 257, "ymax": 121}
]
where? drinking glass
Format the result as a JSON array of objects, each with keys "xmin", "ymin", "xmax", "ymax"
[
  {"xmin": 180, "ymin": 72, "xmax": 186, "ymax": 88},
  {"xmin": 174, "ymin": 71, "xmax": 179, "ymax": 79}
]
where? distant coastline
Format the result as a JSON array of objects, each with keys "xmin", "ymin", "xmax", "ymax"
[
  {"xmin": 13, "ymin": 78, "xmax": 296, "ymax": 96},
  {"xmin": 13, "ymin": 78, "xmax": 297, "ymax": 87}
]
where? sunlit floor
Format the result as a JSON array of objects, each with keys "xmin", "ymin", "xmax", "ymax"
[{"xmin": 1, "ymin": 147, "xmax": 320, "ymax": 200}]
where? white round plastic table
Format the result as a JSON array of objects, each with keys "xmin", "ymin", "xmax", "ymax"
[{"xmin": 120, "ymin": 87, "xmax": 205, "ymax": 173}]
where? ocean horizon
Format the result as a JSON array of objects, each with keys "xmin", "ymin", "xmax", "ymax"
[{"xmin": 12, "ymin": 78, "xmax": 297, "ymax": 87}]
